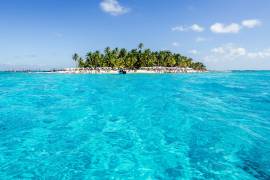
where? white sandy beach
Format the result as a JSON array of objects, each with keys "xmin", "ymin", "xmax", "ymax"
[{"xmin": 53, "ymin": 67, "xmax": 206, "ymax": 74}]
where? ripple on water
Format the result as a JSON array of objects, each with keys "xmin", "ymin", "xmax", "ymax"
[{"xmin": 0, "ymin": 72, "xmax": 270, "ymax": 179}]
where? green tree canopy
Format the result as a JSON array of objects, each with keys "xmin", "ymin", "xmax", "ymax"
[{"xmin": 72, "ymin": 43, "xmax": 206, "ymax": 71}]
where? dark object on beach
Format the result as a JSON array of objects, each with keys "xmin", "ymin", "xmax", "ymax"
[{"xmin": 118, "ymin": 69, "xmax": 127, "ymax": 74}]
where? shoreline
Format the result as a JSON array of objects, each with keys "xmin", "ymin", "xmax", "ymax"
[{"xmin": 52, "ymin": 67, "xmax": 207, "ymax": 74}]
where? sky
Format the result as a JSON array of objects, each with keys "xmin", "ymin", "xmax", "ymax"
[{"xmin": 0, "ymin": 0, "xmax": 270, "ymax": 70}]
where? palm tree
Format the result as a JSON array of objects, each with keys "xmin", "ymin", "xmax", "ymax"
[
  {"xmin": 104, "ymin": 47, "xmax": 112, "ymax": 67},
  {"xmin": 78, "ymin": 57, "xmax": 85, "ymax": 67},
  {"xmin": 138, "ymin": 43, "xmax": 144, "ymax": 50},
  {"xmin": 142, "ymin": 49, "xmax": 151, "ymax": 67},
  {"xmin": 105, "ymin": 47, "xmax": 111, "ymax": 54},
  {"xmin": 72, "ymin": 53, "xmax": 79, "ymax": 66},
  {"xmin": 158, "ymin": 51, "xmax": 167, "ymax": 67},
  {"xmin": 92, "ymin": 51, "xmax": 102, "ymax": 68},
  {"xmin": 71, "ymin": 43, "xmax": 206, "ymax": 70},
  {"xmin": 85, "ymin": 52, "xmax": 92, "ymax": 67},
  {"xmin": 119, "ymin": 48, "xmax": 127, "ymax": 58}
]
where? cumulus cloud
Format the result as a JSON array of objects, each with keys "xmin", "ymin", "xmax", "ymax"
[
  {"xmin": 190, "ymin": 24, "xmax": 204, "ymax": 32},
  {"xmin": 100, "ymin": 0, "xmax": 129, "ymax": 16},
  {"xmin": 210, "ymin": 19, "xmax": 262, "ymax": 34},
  {"xmin": 172, "ymin": 24, "xmax": 204, "ymax": 32},
  {"xmin": 242, "ymin": 19, "xmax": 261, "ymax": 28},
  {"xmin": 172, "ymin": 26, "xmax": 186, "ymax": 32},
  {"xmin": 210, "ymin": 23, "xmax": 241, "ymax": 34},
  {"xmin": 211, "ymin": 47, "xmax": 226, "ymax": 54},
  {"xmin": 205, "ymin": 44, "xmax": 270, "ymax": 62},
  {"xmin": 247, "ymin": 48, "xmax": 270, "ymax": 59},
  {"xmin": 211, "ymin": 45, "xmax": 246, "ymax": 57}
]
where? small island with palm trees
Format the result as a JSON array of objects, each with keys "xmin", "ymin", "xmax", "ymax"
[{"xmin": 58, "ymin": 43, "xmax": 207, "ymax": 74}]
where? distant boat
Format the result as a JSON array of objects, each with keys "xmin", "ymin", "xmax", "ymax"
[{"xmin": 118, "ymin": 69, "xmax": 127, "ymax": 74}]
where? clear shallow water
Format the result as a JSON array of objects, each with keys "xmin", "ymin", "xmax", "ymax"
[{"xmin": 0, "ymin": 71, "xmax": 270, "ymax": 179}]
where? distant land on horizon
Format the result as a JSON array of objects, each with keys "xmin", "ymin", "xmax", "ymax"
[{"xmin": 1, "ymin": 63, "xmax": 270, "ymax": 72}]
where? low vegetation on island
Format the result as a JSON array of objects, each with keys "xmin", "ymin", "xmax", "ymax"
[{"xmin": 72, "ymin": 43, "xmax": 206, "ymax": 71}]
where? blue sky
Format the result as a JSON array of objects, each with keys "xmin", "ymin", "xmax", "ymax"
[{"xmin": 0, "ymin": 0, "xmax": 270, "ymax": 70}]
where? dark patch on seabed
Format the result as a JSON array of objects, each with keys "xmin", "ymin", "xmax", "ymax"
[
  {"xmin": 165, "ymin": 165, "xmax": 183, "ymax": 179},
  {"xmin": 237, "ymin": 148, "xmax": 270, "ymax": 180},
  {"xmin": 240, "ymin": 160, "xmax": 270, "ymax": 179}
]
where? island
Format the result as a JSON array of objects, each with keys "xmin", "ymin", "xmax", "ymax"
[{"xmin": 57, "ymin": 43, "xmax": 207, "ymax": 74}]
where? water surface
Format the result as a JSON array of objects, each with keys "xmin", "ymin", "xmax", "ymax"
[{"xmin": 0, "ymin": 71, "xmax": 270, "ymax": 179}]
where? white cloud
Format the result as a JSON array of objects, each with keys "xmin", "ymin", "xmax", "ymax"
[
  {"xmin": 247, "ymin": 48, "xmax": 270, "ymax": 59},
  {"xmin": 190, "ymin": 24, "xmax": 204, "ymax": 32},
  {"xmin": 171, "ymin": 26, "xmax": 187, "ymax": 32},
  {"xmin": 242, "ymin": 19, "xmax": 261, "ymax": 28},
  {"xmin": 100, "ymin": 0, "xmax": 129, "ymax": 16},
  {"xmin": 204, "ymin": 43, "xmax": 270, "ymax": 70},
  {"xmin": 211, "ymin": 44, "xmax": 246, "ymax": 57},
  {"xmin": 205, "ymin": 44, "xmax": 270, "ymax": 63},
  {"xmin": 189, "ymin": 49, "xmax": 199, "ymax": 54},
  {"xmin": 211, "ymin": 47, "xmax": 226, "ymax": 54},
  {"xmin": 172, "ymin": 42, "xmax": 180, "ymax": 47},
  {"xmin": 210, "ymin": 23, "xmax": 241, "ymax": 34},
  {"xmin": 172, "ymin": 24, "xmax": 204, "ymax": 32},
  {"xmin": 210, "ymin": 19, "xmax": 262, "ymax": 34}
]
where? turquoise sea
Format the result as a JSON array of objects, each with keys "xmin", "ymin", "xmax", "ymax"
[{"xmin": 0, "ymin": 71, "xmax": 270, "ymax": 179}]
